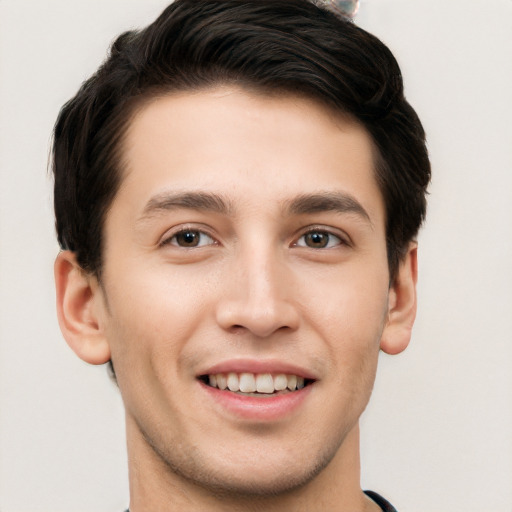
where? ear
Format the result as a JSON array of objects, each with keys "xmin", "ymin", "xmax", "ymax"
[
  {"xmin": 380, "ymin": 242, "xmax": 418, "ymax": 355},
  {"xmin": 54, "ymin": 251, "xmax": 111, "ymax": 365}
]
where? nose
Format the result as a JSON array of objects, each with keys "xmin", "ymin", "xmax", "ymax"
[{"xmin": 215, "ymin": 246, "xmax": 300, "ymax": 338}]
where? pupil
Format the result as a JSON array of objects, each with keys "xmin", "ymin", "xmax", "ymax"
[
  {"xmin": 307, "ymin": 232, "xmax": 328, "ymax": 248},
  {"xmin": 178, "ymin": 231, "xmax": 199, "ymax": 246}
]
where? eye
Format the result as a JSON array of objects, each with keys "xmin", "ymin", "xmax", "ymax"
[
  {"xmin": 295, "ymin": 230, "xmax": 343, "ymax": 249},
  {"xmin": 166, "ymin": 229, "xmax": 215, "ymax": 248}
]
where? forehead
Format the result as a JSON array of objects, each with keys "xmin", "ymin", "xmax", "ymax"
[{"xmin": 115, "ymin": 86, "xmax": 384, "ymax": 224}]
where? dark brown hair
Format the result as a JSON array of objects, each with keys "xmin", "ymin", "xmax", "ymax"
[{"xmin": 53, "ymin": 0, "xmax": 430, "ymax": 282}]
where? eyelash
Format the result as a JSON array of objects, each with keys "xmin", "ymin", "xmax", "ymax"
[
  {"xmin": 294, "ymin": 228, "xmax": 347, "ymax": 249},
  {"xmin": 161, "ymin": 225, "xmax": 349, "ymax": 252},
  {"xmin": 160, "ymin": 227, "xmax": 217, "ymax": 248}
]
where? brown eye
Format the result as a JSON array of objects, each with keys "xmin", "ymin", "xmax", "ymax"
[
  {"xmin": 170, "ymin": 230, "xmax": 214, "ymax": 247},
  {"xmin": 305, "ymin": 232, "xmax": 329, "ymax": 248},
  {"xmin": 296, "ymin": 230, "xmax": 342, "ymax": 249}
]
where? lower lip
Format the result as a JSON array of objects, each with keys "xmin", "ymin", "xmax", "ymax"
[{"xmin": 199, "ymin": 381, "xmax": 313, "ymax": 421}]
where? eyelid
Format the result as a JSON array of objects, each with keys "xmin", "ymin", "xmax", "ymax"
[
  {"xmin": 293, "ymin": 225, "xmax": 351, "ymax": 248},
  {"xmin": 159, "ymin": 224, "xmax": 218, "ymax": 248}
]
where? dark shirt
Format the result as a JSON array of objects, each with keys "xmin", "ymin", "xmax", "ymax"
[
  {"xmin": 124, "ymin": 490, "xmax": 397, "ymax": 511},
  {"xmin": 364, "ymin": 490, "xmax": 398, "ymax": 511}
]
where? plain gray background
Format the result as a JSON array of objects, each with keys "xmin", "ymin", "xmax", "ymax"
[{"xmin": 1, "ymin": 1, "xmax": 511, "ymax": 511}]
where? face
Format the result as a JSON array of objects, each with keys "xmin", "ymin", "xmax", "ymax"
[{"xmin": 98, "ymin": 87, "xmax": 392, "ymax": 495}]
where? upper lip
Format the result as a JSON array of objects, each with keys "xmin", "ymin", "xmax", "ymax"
[{"xmin": 197, "ymin": 358, "xmax": 318, "ymax": 380}]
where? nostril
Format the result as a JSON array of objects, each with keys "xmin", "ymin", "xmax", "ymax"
[{"xmin": 216, "ymin": 298, "xmax": 300, "ymax": 338}]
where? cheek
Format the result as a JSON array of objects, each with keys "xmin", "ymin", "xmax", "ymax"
[
  {"xmin": 102, "ymin": 264, "xmax": 214, "ymax": 374},
  {"xmin": 301, "ymin": 264, "xmax": 389, "ymax": 371},
  {"xmin": 302, "ymin": 260, "xmax": 389, "ymax": 329},
  {"xmin": 101, "ymin": 273, "xmax": 205, "ymax": 424}
]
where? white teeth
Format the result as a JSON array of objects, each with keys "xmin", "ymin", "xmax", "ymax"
[
  {"xmin": 256, "ymin": 373, "xmax": 274, "ymax": 393},
  {"xmin": 274, "ymin": 374, "xmax": 288, "ymax": 391},
  {"xmin": 287, "ymin": 374, "xmax": 297, "ymax": 391},
  {"xmin": 216, "ymin": 373, "xmax": 227, "ymax": 390},
  {"xmin": 206, "ymin": 372, "xmax": 309, "ymax": 393},
  {"xmin": 239, "ymin": 373, "xmax": 256, "ymax": 393},
  {"xmin": 227, "ymin": 372, "xmax": 240, "ymax": 392}
]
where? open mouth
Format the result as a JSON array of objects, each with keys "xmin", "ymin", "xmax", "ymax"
[{"xmin": 199, "ymin": 372, "xmax": 315, "ymax": 396}]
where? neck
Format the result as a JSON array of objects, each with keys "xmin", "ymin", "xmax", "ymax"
[{"xmin": 126, "ymin": 417, "xmax": 379, "ymax": 512}]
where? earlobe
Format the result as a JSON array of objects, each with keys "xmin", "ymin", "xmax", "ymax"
[
  {"xmin": 380, "ymin": 243, "xmax": 418, "ymax": 355},
  {"xmin": 54, "ymin": 251, "xmax": 111, "ymax": 365}
]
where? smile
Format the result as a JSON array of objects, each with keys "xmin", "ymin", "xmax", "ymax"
[
  {"xmin": 199, "ymin": 372, "xmax": 314, "ymax": 396},
  {"xmin": 197, "ymin": 365, "xmax": 316, "ymax": 420}
]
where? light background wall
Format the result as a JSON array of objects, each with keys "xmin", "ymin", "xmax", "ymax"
[{"xmin": 0, "ymin": 1, "xmax": 511, "ymax": 511}]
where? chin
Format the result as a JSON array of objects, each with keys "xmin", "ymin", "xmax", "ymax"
[
  {"xmin": 187, "ymin": 462, "xmax": 325, "ymax": 499},
  {"xmin": 160, "ymin": 439, "xmax": 338, "ymax": 500}
]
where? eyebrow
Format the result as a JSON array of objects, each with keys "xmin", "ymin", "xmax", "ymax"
[
  {"xmin": 284, "ymin": 191, "xmax": 373, "ymax": 227},
  {"xmin": 138, "ymin": 190, "xmax": 372, "ymax": 227},
  {"xmin": 139, "ymin": 191, "xmax": 232, "ymax": 220}
]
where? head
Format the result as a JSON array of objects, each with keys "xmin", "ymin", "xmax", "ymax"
[
  {"xmin": 53, "ymin": 0, "xmax": 429, "ymax": 507},
  {"xmin": 53, "ymin": 0, "xmax": 429, "ymax": 284}
]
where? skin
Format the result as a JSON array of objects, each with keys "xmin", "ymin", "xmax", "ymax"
[{"xmin": 55, "ymin": 87, "xmax": 418, "ymax": 511}]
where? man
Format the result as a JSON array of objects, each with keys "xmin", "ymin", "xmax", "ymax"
[{"xmin": 52, "ymin": 1, "xmax": 430, "ymax": 510}]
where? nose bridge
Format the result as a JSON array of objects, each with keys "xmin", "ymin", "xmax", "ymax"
[
  {"xmin": 244, "ymin": 243, "xmax": 279, "ymax": 303},
  {"xmin": 216, "ymin": 236, "xmax": 299, "ymax": 337}
]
